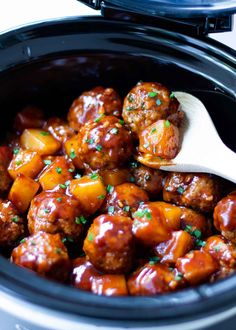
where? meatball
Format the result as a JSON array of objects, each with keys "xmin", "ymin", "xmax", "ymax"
[
  {"xmin": 68, "ymin": 86, "xmax": 122, "ymax": 130},
  {"xmin": 127, "ymin": 263, "xmax": 184, "ymax": 295},
  {"xmin": 102, "ymin": 183, "xmax": 149, "ymax": 217},
  {"xmin": 0, "ymin": 146, "xmax": 12, "ymax": 193},
  {"xmin": 83, "ymin": 214, "xmax": 134, "ymax": 274},
  {"xmin": 122, "ymin": 82, "xmax": 183, "ymax": 135},
  {"xmin": 213, "ymin": 192, "xmax": 236, "ymax": 243},
  {"xmin": 28, "ymin": 191, "xmax": 84, "ymax": 241},
  {"xmin": 163, "ymin": 172, "xmax": 220, "ymax": 213},
  {"xmin": 176, "ymin": 250, "xmax": 218, "ymax": 285},
  {"xmin": 11, "ymin": 231, "xmax": 70, "ymax": 282},
  {"xmin": 71, "ymin": 257, "xmax": 101, "ymax": 291},
  {"xmin": 0, "ymin": 200, "xmax": 24, "ymax": 247},
  {"xmin": 180, "ymin": 207, "xmax": 212, "ymax": 237},
  {"xmin": 44, "ymin": 117, "xmax": 75, "ymax": 143},
  {"xmin": 131, "ymin": 163, "xmax": 166, "ymax": 198},
  {"xmin": 75, "ymin": 115, "xmax": 133, "ymax": 170}
]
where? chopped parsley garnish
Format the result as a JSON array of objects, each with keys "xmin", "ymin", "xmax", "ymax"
[
  {"xmin": 55, "ymin": 248, "xmax": 62, "ymax": 255},
  {"xmin": 56, "ymin": 167, "xmax": 62, "ymax": 174},
  {"xmin": 119, "ymin": 119, "xmax": 125, "ymax": 125},
  {"xmin": 68, "ymin": 168, "xmax": 74, "ymax": 173},
  {"xmin": 175, "ymin": 273, "xmax": 183, "ymax": 281},
  {"xmin": 214, "ymin": 244, "xmax": 223, "ymax": 252},
  {"xmin": 75, "ymin": 217, "xmax": 81, "ymax": 225},
  {"xmin": 108, "ymin": 206, "xmax": 115, "ymax": 214},
  {"xmin": 133, "ymin": 208, "xmax": 152, "ymax": 220},
  {"xmin": 130, "ymin": 161, "xmax": 138, "ymax": 168},
  {"xmin": 195, "ymin": 239, "xmax": 206, "ymax": 247},
  {"xmin": 130, "ymin": 176, "xmax": 135, "ymax": 183},
  {"xmin": 85, "ymin": 138, "xmax": 94, "ymax": 144},
  {"xmin": 69, "ymin": 149, "xmax": 76, "ymax": 160},
  {"xmin": 94, "ymin": 114, "xmax": 105, "ymax": 123},
  {"xmin": 74, "ymin": 173, "xmax": 82, "ymax": 179},
  {"xmin": 57, "ymin": 197, "xmax": 62, "ymax": 202},
  {"xmin": 192, "ymin": 229, "xmax": 202, "ymax": 239},
  {"xmin": 127, "ymin": 94, "xmax": 134, "ymax": 102},
  {"xmin": 165, "ymin": 120, "xmax": 171, "ymax": 127},
  {"xmin": 59, "ymin": 183, "xmax": 66, "ymax": 189},
  {"xmin": 87, "ymin": 233, "xmax": 94, "ymax": 242},
  {"xmin": 177, "ymin": 186, "xmax": 185, "ymax": 194},
  {"xmin": 184, "ymin": 225, "xmax": 193, "ymax": 233},
  {"xmin": 123, "ymin": 205, "xmax": 130, "ymax": 212},
  {"xmin": 40, "ymin": 131, "xmax": 50, "ymax": 136},
  {"xmin": 143, "ymin": 142, "xmax": 150, "ymax": 149},
  {"xmin": 15, "ymin": 160, "xmax": 22, "ymax": 166},
  {"xmin": 95, "ymin": 145, "xmax": 103, "ymax": 151},
  {"xmin": 170, "ymin": 92, "xmax": 175, "ymax": 99},
  {"xmin": 156, "ymin": 99, "xmax": 162, "ymax": 106},
  {"xmin": 44, "ymin": 159, "xmax": 52, "ymax": 166},
  {"xmin": 44, "ymin": 208, "xmax": 50, "ymax": 214},
  {"xmin": 107, "ymin": 184, "xmax": 114, "ymax": 194},
  {"xmin": 31, "ymin": 241, "xmax": 36, "ymax": 246},
  {"xmin": 65, "ymin": 180, "xmax": 71, "ymax": 187},
  {"xmin": 97, "ymin": 194, "xmax": 105, "ymax": 200},
  {"xmin": 12, "ymin": 216, "xmax": 19, "ymax": 223},
  {"xmin": 13, "ymin": 147, "xmax": 20, "ymax": 155},
  {"xmin": 90, "ymin": 173, "xmax": 99, "ymax": 180},
  {"xmin": 126, "ymin": 106, "xmax": 135, "ymax": 111},
  {"xmin": 151, "ymin": 128, "xmax": 157, "ymax": 134},
  {"xmin": 148, "ymin": 91, "xmax": 158, "ymax": 98},
  {"xmin": 62, "ymin": 237, "xmax": 74, "ymax": 244},
  {"xmin": 20, "ymin": 238, "xmax": 26, "ymax": 244},
  {"xmin": 110, "ymin": 127, "xmax": 119, "ymax": 135},
  {"xmin": 144, "ymin": 174, "xmax": 151, "ymax": 181},
  {"xmin": 79, "ymin": 216, "xmax": 87, "ymax": 225},
  {"xmin": 149, "ymin": 256, "xmax": 160, "ymax": 265}
]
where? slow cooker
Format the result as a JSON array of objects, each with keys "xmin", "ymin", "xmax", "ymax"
[{"xmin": 0, "ymin": 1, "xmax": 236, "ymax": 329}]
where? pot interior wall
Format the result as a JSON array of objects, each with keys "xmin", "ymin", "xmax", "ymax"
[{"xmin": 0, "ymin": 53, "xmax": 235, "ymax": 151}]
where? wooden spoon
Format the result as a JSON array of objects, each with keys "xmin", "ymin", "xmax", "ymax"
[{"xmin": 138, "ymin": 92, "xmax": 236, "ymax": 183}]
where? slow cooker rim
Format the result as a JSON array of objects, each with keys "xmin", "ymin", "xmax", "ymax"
[{"xmin": 0, "ymin": 16, "xmax": 235, "ymax": 321}]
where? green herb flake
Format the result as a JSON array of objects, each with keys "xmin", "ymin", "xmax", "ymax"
[
  {"xmin": 65, "ymin": 180, "xmax": 71, "ymax": 187},
  {"xmin": 79, "ymin": 216, "xmax": 87, "ymax": 225},
  {"xmin": 12, "ymin": 216, "xmax": 19, "ymax": 223},
  {"xmin": 170, "ymin": 92, "xmax": 175, "ymax": 99},
  {"xmin": 175, "ymin": 273, "xmax": 183, "ymax": 281},
  {"xmin": 75, "ymin": 217, "xmax": 81, "ymax": 225},
  {"xmin": 44, "ymin": 208, "xmax": 50, "ymax": 214},
  {"xmin": 88, "ymin": 233, "xmax": 94, "ymax": 242},
  {"xmin": 44, "ymin": 159, "xmax": 52, "ymax": 166},
  {"xmin": 127, "ymin": 94, "xmax": 134, "ymax": 102},
  {"xmin": 57, "ymin": 197, "xmax": 62, "ymax": 202},
  {"xmin": 123, "ymin": 205, "xmax": 130, "ymax": 212},
  {"xmin": 184, "ymin": 225, "xmax": 193, "ymax": 233},
  {"xmin": 85, "ymin": 138, "xmax": 94, "ymax": 145},
  {"xmin": 74, "ymin": 173, "xmax": 82, "ymax": 179},
  {"xmin": 151, "ymin": 128, "xmax": 157, "ymax": 134},
  {"xmin": 214, "ymin": 245, "xmax": 221, "ymax": 252},
  {"xmin": 165, "ymin": 120, "xmax": 171, "ymax": 127},
  {"xmin": 15, "ymin": 160, "xmax": 22, "ymax": 166},
  {"xmin": 156, "ymin": 99, "xmax": 162, "ymax": 106},
  {"xmin": 148, "ymin": 91, "xmax": 158, "ymax": 98},
  {"xmin": 20, "ymin": 238, "xmax": 26, "ymax": 244},
  {"xmin": 62, "ymin": 237, "xmax": 74, "ymax": 244},
  {"xmin": 196, "ymin": 239, "xmax": 206, "ymax": 247},
  {"xmin": 177, "ymin": 186, "xmax": 185, "ymax": 195},
  {"xmin": 192, "ymin": 229, "xmax": 202, "ymax": 239},
  {"xmin": 110, "ymin": 127, "xmax": 119, "ymax": 135},
  {"xmin": 130, "ymin": 176, "xmax": 135, "ymax": 183},
  {"xmin": 143, "ymin": 142, "xmax": 150, "ymax": 149},
  {"xmin": 90, "ymin": 173, "xmax": 99, "ymax": 180},
  {"xmin": 126, "ymin": 106, "xmax": 135, "ymax": 111},
  {"xmin": 68, "ymin": 168, "xmax": 74, "ymax": 173},
  {"xmin": 95, "ymin": 145, "xmax": 103, "ymax": 151},
  {"xmin": 108, "ymin": 206, "xmax": 115, "ymax": 214},
  {"xmin": 13, "ymin": 147, "xmax": 20, "ymax": 155},
  {"xmin": 59, "ymin": 184, "xmax": 66, "ymax": 189},
  {"xmin": 149, "ymin": 256, "xmax": 160, "ymax": 265},
  {"xmin": 40, "ymin": 131, "xmax": 50, "ymax": 136},
  {"xmin": 97, "ymin": 194, "xmax": 105, "ymax": 200},
  {"xmin": 69, "ymin": 149, "xmax": 76, "ymax": 160},
  {"xmin": 31, "ymin": 241, "xmax": 36, "ymax": 246},
  {"xmin": 56, "ymin": 167, "xmax": 62, "ymax": 174},
  {"xmin": 107, "ymin": 184, "xmax": 114, "ymax": 194},
  {"xmin": 130, "ymin": 161, "xmax": 138, "ymax": 168},
  {"xmin": 94, "ymin": 114, "xmax": 105, "ymax": 123},
  {"xmin": 55, "ymin": 248, "xmax": 62, "ymax": 255},
  {"xmin": 119, "ymin": 119, "xmax": 125, "ymax": 125}
]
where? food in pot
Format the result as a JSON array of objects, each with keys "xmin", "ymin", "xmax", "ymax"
[{"xmin": 0, "ymin": 82, "xmax": 234, "ymax": 297}]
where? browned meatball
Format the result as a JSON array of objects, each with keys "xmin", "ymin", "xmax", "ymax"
[
  {"xmin": 28, "ymin": 191, "xmax": 84, "ymax": 241},
  {"xmin": 0, "ymin": 200, "xmax": 24, "ymax": 247},
  {"xmin": 102, "ymin": 183, "xmax": 149, "ymax": 217},
  {"xmin": 131, "ymin": 163, "xmax": 166, "ymax": 197},
  {"xmin": 11, "ymin": 231, "xmax": 70, "ymax": 282},
  {"xmin": 214, "ymin": 191, "xmax": 236, "ymax": 243},
  {"xmin": 163, "ymin": 172, "xmax": 220, "ymax": 213},
  {"xmin": 0, "ymin": 146, "xmax": 12, "ymax": 193},
  {"xmin": 44, "ymin": 117, "xmax": 75, "ymax": 143},
  {"xmin": 75, "ymin": 115, "xmax": 133, "ymax": 170},
  {"xmin": 122, "ymin": 82, "xmax": 183, "ymax": 135},
  {"xmin": 83, "ymin": 214, "xmax": 134, "ymax": 274},
  {"xmin": 127, "ymin": 263, "xmax": 184, "ymax": 295},
  {"xmin": 68, "ymin": 87, "xmax": 122, "ymax": 130}
]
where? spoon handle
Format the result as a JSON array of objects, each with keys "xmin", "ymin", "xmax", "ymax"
[{"xmin": 206, "ymin": 144, "xmax": 236, "ymax": 183}]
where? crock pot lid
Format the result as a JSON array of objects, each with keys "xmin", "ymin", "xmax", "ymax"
[{"xmin": 101, "ymin": 0, "xmax": 236, "ymax": 18}]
